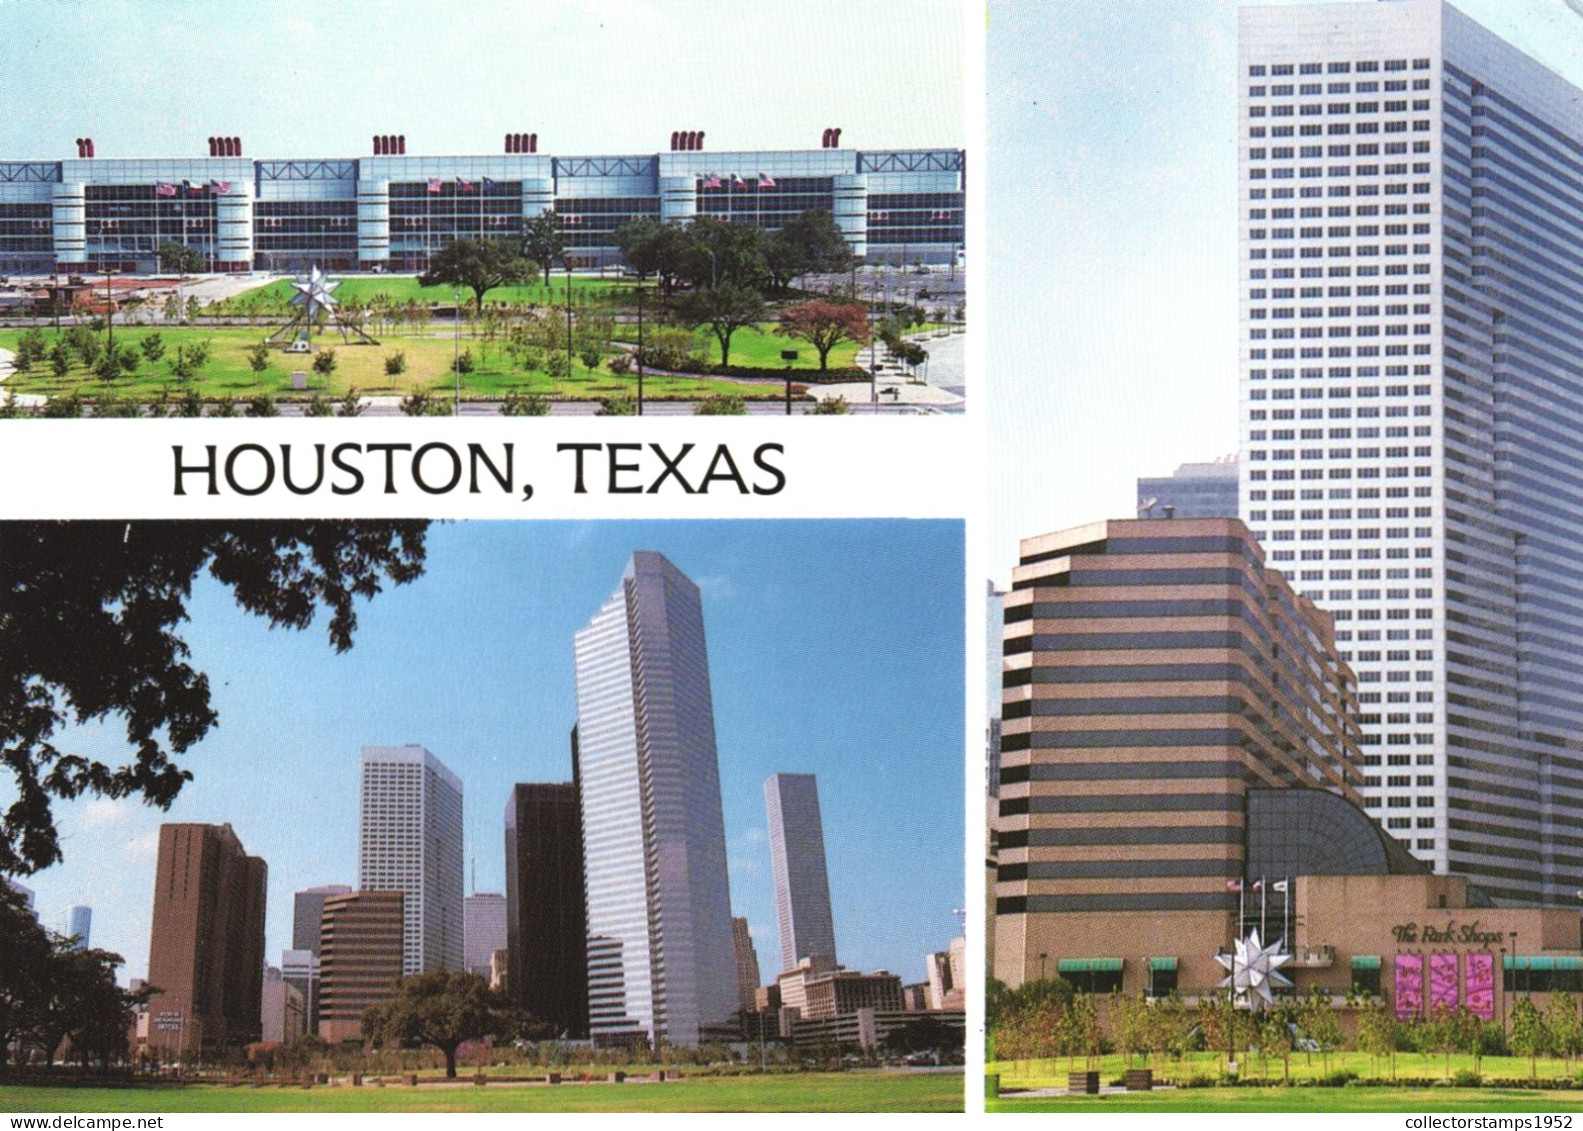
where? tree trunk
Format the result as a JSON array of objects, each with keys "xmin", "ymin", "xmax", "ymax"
[{"xmin": 445, "ymin": 1046, "xmax": 458, "ymax": 1079}]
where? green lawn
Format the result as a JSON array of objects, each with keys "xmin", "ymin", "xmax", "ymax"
[
  {"xmin": 0, "ymin": 1071, "xmax": 961, "ymax": 1114},
  {"xmin": 990, "ymin": 1086, "xmax": 1583, "ymax": 1113},
  {"xmin": 709, "ymin": 324, "xmax": 861, "ymax": 371},
  {"xmin": 218, "ymin": 274, "xmax": 628, "ymax": 312},
  {"xmin": 990, "ymin": 1050, "xmax": 1583, "ymax": 1089},
  {"xmin": 0, "ymin": 327, "xmax": 788, "ymax": 402}
]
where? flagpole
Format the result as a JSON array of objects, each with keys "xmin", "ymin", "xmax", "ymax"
[
  {"xmin": 1260, "ymin": 878, "xmax": 1267, "ymax": 941},
  {"xmin": 1283, "ymin": 879, "xmax": 1290, "ymax": 947},
  {"xmin": 1238, "ymin": 881, "xmax": 1245, "ymax": 937}
]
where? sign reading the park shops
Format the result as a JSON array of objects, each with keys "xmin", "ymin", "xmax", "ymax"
[{"xmin": 1391, "ymin": 921, "xmax": 1505, "ymax": 947}]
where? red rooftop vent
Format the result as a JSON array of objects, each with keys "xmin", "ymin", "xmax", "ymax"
[
  {"xmin": 75, "ymin": 138, "xmax": 95, "ymax": 159},
  {"xmin": 821, "ymin": 128, "xmax": 843, "ymax": 149}
]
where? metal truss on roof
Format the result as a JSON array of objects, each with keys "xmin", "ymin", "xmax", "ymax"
[
  {"xmin": 857, "ymin": 150, "xmax": 964, "ymax": 174},
  {"xmin": 257, "ymin": 160, "xmax": 358, "ymax": 182},
  {"xmin": 552, "ymin": 155, "xmax": 657, "ymax": 179},
  {"xmin": 0, "ymin": 163, "xmax": 62, "ymax": 183}
]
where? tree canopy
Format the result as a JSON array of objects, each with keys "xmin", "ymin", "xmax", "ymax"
[
  {"xmin": 674, "ymin": 283, "xmax": 766, "ymax": 366},
  {"xmin": 765, "ymin": 209, "xmax": 851, "ymax": 290},
  {"xmin": 776, "ymin": 300, "xmax": 870, "ymax": 370},
  {"xmin": 0, "ymin": 521, "xmax": 429, "ymax": 875},
  {"xmin": 521, "ymin": 213, "xmax": 567, "ymax": 287},
  {"xmin": 419, "ymin": 239, "xmax": 536, "ymax": 314},
  {"xmin": 156, "ymin": 241, "xmax": 205, "ymax": 278},
  {"xmin": 362, "ymin": 970, "xmax": 503, "ymax": 1078}
]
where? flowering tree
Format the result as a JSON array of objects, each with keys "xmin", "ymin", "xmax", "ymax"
[{"xmin": 775, "ymin": 300, "xmax": 871, "ymax": 371}]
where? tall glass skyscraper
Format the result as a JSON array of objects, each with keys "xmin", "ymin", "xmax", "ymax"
[
  {"xmin": 573, "ymin": 551, "xmax": 737, "ymax": 1048},
  {"xmin": 1239, "ymin": 0, "xmax": 1583, "ymax": 903},
  {"xmin": 358, "ymin": 745, "xmax": 464, "ymax": 974},
  {"xmin": 764, "ymin": 772, "xmax": 838, "ymax": 974}
]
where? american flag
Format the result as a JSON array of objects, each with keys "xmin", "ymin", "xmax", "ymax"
[
  {"xmin": 481, "ymin": 176, "xmax": 496, "ymax": 189},
  {"xmin": 210, "ymin": 180, "xmax": 231, "ymax": 194},
  {"xmin": 702, "ymin": 174, "xmax": 721, "ymax": 189},
  {"xmin": 155, "ymin": 183, "xmax": 177, "ymax": 197},
  {"xmin": 458, "ymin": 178, "xmax": 474, "ymax": 192},
  {"xmin": 427, "ymin": 177, "xmax": 442, "ymax": 194},
  {"xmin": 759, "ymin": 172, "xmax": 776, "ymax": 188},
  {"xmin": 730, "ymin": 173, "xmax": 745, "ymax": 187}
]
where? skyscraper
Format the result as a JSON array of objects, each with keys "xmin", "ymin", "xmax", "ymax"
[
  {"xmin": 504, "ymin": 780, "xmax": 587, "ymax": 1038},
  {"xmin": 764, "ymin": 772, "xmax": 838, "ymax": 974},
  {"xmin": 62, "ymin": 904, "xmax": 91, "ymax": 948},
  {"xmin": 358, "ymin": 745, "xmax": 464, "ymax": 974},
  {"xmin": 732, "ymin": 916, "xmax": 761, "ymax": 1015},
  {"xmin": 1238, "ymin": 0, "xmax": 1583, "ymax": 903},
  {"xmin": 292, "ymin": 884, "xmax": 352, "ymax": 955},
  {"xmin": 145, "ymin": 823, "xmax": 268, "ymax": 1054},
  {"xmin": 573, "ymin": 551, "xmax": 738, "ymax": 1047},
  {"xmin": 463, "ymin": 893, "xmax": 508, "ymax": 979}
]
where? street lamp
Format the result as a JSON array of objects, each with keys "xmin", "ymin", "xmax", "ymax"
[{"xmin": 635, "ymin": 283, "xmax": 645, "ymax": 415}]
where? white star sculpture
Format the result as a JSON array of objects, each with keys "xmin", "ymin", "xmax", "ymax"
[
  {"xmin": 289, "ymin": 265, "xmax": 340, "ymax": 322},
  {"xmin": 1216, "ymin": 929, "xmax": 1293, "ymax": 1008}
]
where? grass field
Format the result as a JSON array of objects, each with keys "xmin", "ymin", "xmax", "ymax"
[
  {"xmin": 0, "ymin": 1071, "xmax": 961, "ymax": 1114},
  {"xmin": 989, "ymin": 1086, "xmax": 1583, "ymax": 1113},
  {"xmin": 0, "ymin": 327, "xmax": 795, "ymax": 402},
  {"xmin": 218, "ymin": 274, "xmax": 629, "ymax": 311}
]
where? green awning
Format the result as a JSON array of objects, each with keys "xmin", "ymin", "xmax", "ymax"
[
  {"xmin": 1058, "ymin": 958, "xmax": 1123, "ymax": 974},
  {"xmin": 1147, "ymin": 957, "xmax": 1178, "ymax": 971},
  {"xmin": 1350, "ymin": 955, "xmax": 1381, "ymax": 970},
  {"xmin": 1500, "ymin": 956, "xmax": 1580, "ymax": 970}
]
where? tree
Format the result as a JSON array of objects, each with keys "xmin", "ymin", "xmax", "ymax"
[
  {"xmin": 1544, "ymin": 992, "xmax": 1583, "ymax": 1072},
  {"xmin": 0, "ymin": 521, "xmax": 429, "ymax": 875},
  {"xmin": 765, "ymin": 208, "xmax": 850, "ymax": 290},
  {"xmin": 683, "ymin": 216, "xmax": 768, "ymax": 291},
  {"xmin": 244, "ymin": 393, "xmax": 279, "ymax": 418},
  {"xmin": 313, "ymin": 348, "xmax": 337, "ymax": 377},
  {"xmin": 420, "ymin": 239, "xmax": 536, "ymax": 315},
  {"xmin": 384, "ymin": 351, "xmax": 407, "ymax": 377},
  {"xmin": 0, "ymin": 881, "xmax": 52, "ymax": 1073},
  {"xmin": 776, "ymin": 300, "xmax": 870, "ymax": 371},
  {"xmin": 400, "ymin": 391, "xmax": 451, "ymax": 417},
  {"xmin": 362, "ymin": 971, "xmax": 501, "ymax": 1078},
  {"xmin": 1511, "ymin": 995, "xmax": 1549, "ymax": 1079},
  {"xmin": 1351, "ymin": 993, "xmax": 1398, "ymax": 1079},
  {"xmin": 500, "ymin": 391, "xmax": 550, "ymax": 416},
  {"xmin": 675, "ymin": 283, "xmax": 766, "ymax": 366},
  {"xmin": 156, "ymin": 241, "xmax": 204, "ymax": 279},
  {"xmin": 615, "ymin": 219, "xmax": 696, "ymax": 299},
  {"xmin": 522, "ymin": 212, "xmax": 566, "ymax": 286}
]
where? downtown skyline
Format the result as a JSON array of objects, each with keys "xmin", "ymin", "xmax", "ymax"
[{"xmin": 17, "ymin": 520, "xmax": 964, "ymax": 991}]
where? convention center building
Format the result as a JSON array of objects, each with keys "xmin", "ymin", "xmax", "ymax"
[{"xmin": 0, "ymin": 132, "xmax": 964, "ymax": 275}]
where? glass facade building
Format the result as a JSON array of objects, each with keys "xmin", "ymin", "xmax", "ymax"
[
  {"xmin": 0, "ymin": 145, "xmax": 964, "ymax": 274},
  {"xmin": 573, "ymin": 552, "xmax": 738, "ymax": 1048},
  {"xmin": 1240, "ymin": 0, "xmax": 1583, "ymax": 904},
  {"xmin": 764, "ymin": 772, "xmax": 839, "ymax": 975}
]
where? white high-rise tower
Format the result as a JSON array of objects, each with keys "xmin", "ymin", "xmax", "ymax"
[
  {"xmin": 1239, "ymin": 0, "xmax": 1583, "ymax": 903},
  {"xmin": 573, "ymin": 551, "xmax": 738, "ymax": 1047},
  {"xmin": 358, "ymin": 745, "xmax": 464, "ymax": 974}
]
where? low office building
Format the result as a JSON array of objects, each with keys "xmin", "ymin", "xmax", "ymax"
[
  {"xmin": 0, "ymin": 138, "xmax": 964, "ymax": 275},
  {"xmin": 317, "ymin": 890, "xmax": 404, "ymax": 1044},
  {"xmin": 993, "ymin": 516, "xmax": 1583, "ymax": 1021},
  {"xmin": 260, "ymin": 966, "xmax": 306, "ymax": 1045},
  {"xmin": 791, "ymin": 1008, "xmax": 966, "ymax": 1054}
]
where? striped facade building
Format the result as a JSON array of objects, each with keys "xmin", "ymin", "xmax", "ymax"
[
  {"xmin": 317, "ymin": 890, "xmax": 405, "ymax": 1044},
  {"xmin": 992, "ymin": 517, "xmax": 1365, "ymax": 995}
]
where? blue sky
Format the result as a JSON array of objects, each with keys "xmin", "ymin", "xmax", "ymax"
[
  {"xmin": 986, "ymin": 0, "xmax": 1583, "ymax": 584},
  {"xmin": 20, "ymin": 520, "xmax": 965, "ymax": 990},
  {"xmin": 0, "ymin": 0, "xmax": 962, "ymax": 158}
]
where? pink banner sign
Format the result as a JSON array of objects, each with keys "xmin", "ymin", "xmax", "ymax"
[
  {"xmin": 1430, "ymin": 953, "xmax": 1459, "ymax": 1010},
  {"xmin": 1395, "ymin": 953, "xmax": 1424, "ymax": 1020},
  {"xmin": 1465, "ymin": 953, "xmax": 1495, "ymax": 1020}
]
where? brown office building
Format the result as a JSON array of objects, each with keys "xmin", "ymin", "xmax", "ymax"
[
  {"xmin": 993, "ymin": 517, "xmax": 1368, "ymax": 995},
  {"xmin": 317, "ymin": 890, "xmax": 405, "ymax": 1043},
  {"xmin": 991, "ymin": 517, "xmax": 1583, "ymax": 1020},
  {"xmin": 145, "ymin": 823, "xmax": 268, "ymax": 1056},
  {"xmin": 504, "ymin": 778, "xmax": 588, "ymax": 1038}
]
